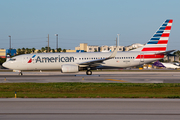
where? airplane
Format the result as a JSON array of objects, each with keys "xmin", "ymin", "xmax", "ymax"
[
  {"xmin": 153, "ymin": 61, "xmax": 180, "ymax": 69},
  {"xmin": 3, "ymin": 19, "xmax": 174, "ymax": 75}
]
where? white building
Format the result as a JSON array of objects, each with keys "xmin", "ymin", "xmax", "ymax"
[
  {"xmin": 109, "ymin": 46, "xmax": 124, "ymax": 51},
  {"xmin": 124, "ymin": 43, "xmax": 144, "ymax": 51},
  {"xmin": 87, "ymin": 45, "xmax": 99, "ymax": 52}
]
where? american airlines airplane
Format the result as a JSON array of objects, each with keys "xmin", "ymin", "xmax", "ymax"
[{"xmin": 3, "ymin": 19, "xmax": 174, "ymax": 75}]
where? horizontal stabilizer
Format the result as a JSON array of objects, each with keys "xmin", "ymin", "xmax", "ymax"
[{"xmin": 156, "ymin": 50, "xmax": 176, "ymax": 55}]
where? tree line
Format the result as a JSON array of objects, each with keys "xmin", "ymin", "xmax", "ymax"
[
  {"xmin": 17, "ymin": 47, "xmax": 66, "ymax": 55},
  {"xmin": 0, "ymin": 47, "xmax": 66, "ymax": 66}
]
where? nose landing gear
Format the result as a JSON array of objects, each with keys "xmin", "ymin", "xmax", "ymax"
[
  {"xmin": 86, "ymin": 70, "xmax": 92, "ymax": 75},
  {"xmin": 19, "ymin": 72, "xmax": 23, "ymax": 76}
]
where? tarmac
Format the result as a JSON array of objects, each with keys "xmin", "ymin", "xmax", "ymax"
[
  {"xmin": 0, "ymin": 71, "xmax": 180, "ymax": 83},
  {"xmin": 0, "ymin": 98, "xmax": 180, "ymax": 120},
  {"xmin": 1, "ymin": 71, "xmax": 180, "ymax": 119}
]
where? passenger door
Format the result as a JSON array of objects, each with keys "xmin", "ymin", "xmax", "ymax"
[{"xmin": 139, "ymin": 53, "xmax": 144, "ymax": 64}]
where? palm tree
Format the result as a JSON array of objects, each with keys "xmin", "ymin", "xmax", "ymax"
[
  {"xmin": 41, "ymin": 47, "xmax": 45, "ymax": 53},
  {"xmin": 17, "ymin": 48, "xmax": 22, "ymax": 55},
  {"xmin": 26, "ymin": 48, "xmax": 32, "ymax": 54},
  {"xmin": 52, "ymin": 49, "xmax": 55, "ymax": 53},
  {"xmin": 57, "ymin": 48, "xmax": 62, "ymax": 52},
  {"xmin": 37, "ymin": 50, "xmax": 41, "ymax": 53},
  {"xmin": 32, "ymin": 48, "xmax": 36, "ymax": 53},
  {"xmin": 22, "ymin": 48, "xmax": 25, "ymax": 54},
  {"xmin": 45, "ymin": 46, "xmax": 51, "ymax": 53},
  {"xmin": 62, "ymin": 49, "xmax": 66, "ymax": 52}
]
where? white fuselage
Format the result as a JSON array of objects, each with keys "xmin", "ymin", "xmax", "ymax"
[{"xmin": 3, "ymin": 51, "xmax": 160, "ymax": 71}]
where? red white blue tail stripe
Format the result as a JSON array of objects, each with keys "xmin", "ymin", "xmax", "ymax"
[
  {"xmin": 132, "ymin": 19, "xmax": 173, "ymax": 53},
  {"xmin": 142, "ymin": 19, "xmax": 173, "ymax": 52},
  {"xmin": 133, "ymin": 19, "xmax": 173, "ymax": 60}
]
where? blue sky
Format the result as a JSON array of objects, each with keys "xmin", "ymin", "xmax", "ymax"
[{"xmin": 0, "ymin": 0, "xmax": 180, "ymax": 50}]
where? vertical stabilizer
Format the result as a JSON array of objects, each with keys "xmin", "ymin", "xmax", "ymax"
[
  {"xmin": 153, "ymin": 61, "xmax": 165, "ymax": 68},
  {"xmin": 132, "ymin": 19, "xmax": 173, "ymax": 52}
]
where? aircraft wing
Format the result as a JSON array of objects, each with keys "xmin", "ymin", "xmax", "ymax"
[{"xmin": 78, "ymin": 47, "xmax": 118, "ymax": 66}]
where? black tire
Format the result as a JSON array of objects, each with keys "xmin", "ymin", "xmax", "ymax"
[
  {"xmin": 86, "ymin": 70, "xmax": 92, "ymax": 75},
  {"xmin": 19, "ymin": 72, "xmax": 23, "ymax": 76}
]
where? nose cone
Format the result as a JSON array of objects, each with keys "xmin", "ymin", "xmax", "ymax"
[{"xmin": 2, "ymin": 62, "xmax": 9, "ymax": 69}]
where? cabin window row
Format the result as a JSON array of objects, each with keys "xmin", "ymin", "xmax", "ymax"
[
  {"xmin": 75, "ymin": 57, "xmax": 135, "ymax": 60},
  {"xmin": 114, "ymin": 57, "xmax": 135, "ymax": 59}
]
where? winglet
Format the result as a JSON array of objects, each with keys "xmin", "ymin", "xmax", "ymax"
[{"xmin": 109, "ymin": 47, "xmax": 119, "ymax": 58}]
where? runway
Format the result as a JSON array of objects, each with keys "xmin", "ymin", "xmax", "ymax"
[
  {"xmin": 0, "ymin": 71, "xmax": 180, "ymax": 83},
  {"xmin": 1, "ymin": 72, "xmax": 180, "ymax": 120},
  {"xmin": 0, "ymin": 98, "xmax": 180, "ymax": 120}
]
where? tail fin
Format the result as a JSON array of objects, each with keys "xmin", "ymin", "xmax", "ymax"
[
  {"xmin": 132, "ymin": 19, "xmax": 173, "ymax": 52},
  {"xmin": 153, "ymin": 61, "xmax": 165, "ymax": 68}
]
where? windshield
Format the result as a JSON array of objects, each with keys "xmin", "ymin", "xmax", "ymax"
[{"xmin": 9, "ymin": 58, "xmax": 16, "ymax": 61}]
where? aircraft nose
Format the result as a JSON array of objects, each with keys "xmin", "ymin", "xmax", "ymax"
[{"xmin": 2, "ymin": 62, "xmax": 9, "ymax": 69}]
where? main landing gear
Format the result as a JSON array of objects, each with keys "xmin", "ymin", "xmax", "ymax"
[
  {"xmin": 19, "ymin": 71, "xmax": 23, "ymax": 76},
  {"xmin": 86, "ymin": 70, "xmax": 92, "ymax": 75}
]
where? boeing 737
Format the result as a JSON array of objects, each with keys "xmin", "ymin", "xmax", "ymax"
[{"xmin": 3, "ymin": 19, "xmax": 174, "ymax": 75}]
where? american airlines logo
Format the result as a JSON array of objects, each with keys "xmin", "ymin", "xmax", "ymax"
[
  {"xmin": 35, "ymin": 55, "xmax": 74, "ymax": 63},
  {"xmin": 28, "ymin": 55, "xmax": 36, "ymax": 63}
]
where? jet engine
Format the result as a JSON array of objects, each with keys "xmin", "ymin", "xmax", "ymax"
[{"xmin": 61, "ymin": 64, "xmax": 79, "ymax": 73}]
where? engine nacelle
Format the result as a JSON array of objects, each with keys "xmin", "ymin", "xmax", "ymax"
[{"xmin": 61, "ymin": 64, "xmax": 79, "ymax": 73}]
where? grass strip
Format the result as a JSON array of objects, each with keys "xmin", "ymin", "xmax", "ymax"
[{"xmin": 0, "ymin": 83, "xmax": 180, "ymax": 98}]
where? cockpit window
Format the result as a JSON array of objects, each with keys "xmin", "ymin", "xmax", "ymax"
[{"xmin": 9, "ymin": 58, "xmax": 16, "ymax": 61}]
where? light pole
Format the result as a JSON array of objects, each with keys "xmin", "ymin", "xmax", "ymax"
[
  {"xmin": 47, "ymin": 34, "xmax": 49, "ymax": 53},
  {"xmin": 117, "ymin": 34, "xmax": 120, "ymax": 47},
  {"xmin": 55, "ymin": 34, "xmax": 58, "ymax": 52},
  {"xmin": 9, "ymin": 35, "xmax": 11, "ymax": 56}
]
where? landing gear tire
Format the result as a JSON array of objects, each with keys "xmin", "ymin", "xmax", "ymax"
[
  {"xmin": 19, "ymin": 72, "xmax": 23, "ymax": 76},
  {"xmin": 86, "ymin": 70, "xmax": 92, "ymax": 75}
]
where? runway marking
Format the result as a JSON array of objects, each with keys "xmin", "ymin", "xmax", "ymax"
[{"xmin": 105, "ymin": 79, "xmax": 127, "ymax": 82}]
